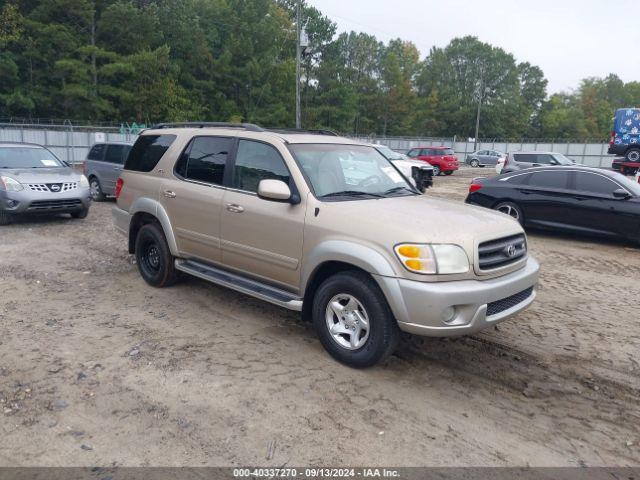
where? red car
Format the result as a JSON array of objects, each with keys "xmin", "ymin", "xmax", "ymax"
[{"xmin": 406, "ymin": 146, "xmax": 459, "ymax": 176}]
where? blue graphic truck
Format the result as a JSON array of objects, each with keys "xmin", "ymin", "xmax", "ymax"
[{"xmin": 609, "ymin": 108, "xmax": 640, "ymax": 162}]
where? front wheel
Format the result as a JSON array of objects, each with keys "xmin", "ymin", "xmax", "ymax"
[
  {"xmin": 0, "ymin": 210, "xmax": 12, "ymax": 226},
  {"xmin": 135, "ymin": 223, "xmax": 179, "ymax": 287},
  {"xmin": 71, "ymin": 208, "xmax": 89, "ymax": 219},
  {"xmin": 494, "ymin": 201, "xmax": 524, "ymax": 226},
  {"xmin": 470, "ymin": 159, "xmax": 479, "ymax": 167},
  {"xmin": 312, "ymin": 271, "xmax": 399, "ymax": 368},
  {"xmin": 89, "ymin": 177, "xmax": 106, "ymax": 202},
  {"xmin": 626, "ymin": 148, "xmax": 640, "ymax": 163},
  {"xmin": 432, "ymin": 165, "xmax": 441, "ymax": 176}
]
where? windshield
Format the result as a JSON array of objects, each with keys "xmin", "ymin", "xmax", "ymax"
[
  {"xmin": 375, "ymin": 145, "xmax": 405, "ymax": 160},
  {"xmin": 552, "ymin": 154, "xmax": 575, "ymax": 165},
  {"xmin": 0, "ymin": 146, "xmax": 64, "ymax": 169},
  {"xmin": 289, "ymin": 144, "xmax": 417, "ymax": 200}
]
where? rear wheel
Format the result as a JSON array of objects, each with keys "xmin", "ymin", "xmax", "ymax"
[
  {"xmin": 626, "ymin": 148, "xmax": 640, "ymax": 163},
  {"xmin": 89, "ymin": 177, "xmax": 106, "ymax": 202},
  {"xmin": 470, "ymin": 159, "xmax": 479, "ymax": 167},
  {"xmin": 312, "ymin": 271, "xmax": 399, "ymax": 368},
  {"xmin": 494, "ymin": 201, "xmax": 524, "ymax": 225},
  {"xmin": 432, "ymin": 165, "xmax": 441, "ymax": 176},
  {"xmin": 135, "ymin": 223, "xmax": 179, "ymax": 287},
  {"xmin": 444, "ymin": 170, "xmax": 453, "ymax": 176}
]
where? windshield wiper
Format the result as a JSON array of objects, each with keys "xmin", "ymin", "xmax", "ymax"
[
  {"xmin": 319, "ymin": 190, "xmax": 384, "ymax": 199},
  {"xmin": 383, "ymin": 186, "xmax": 417, "ymax": 195}
]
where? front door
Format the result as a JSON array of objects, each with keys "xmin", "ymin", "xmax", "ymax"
[
  {"xmin": 220, "ymin": 139, "xmax": 305, "ymax": 290},
  {"xmin": 160, "ymin": 135, "xmax": 235, "ymax": 264}
]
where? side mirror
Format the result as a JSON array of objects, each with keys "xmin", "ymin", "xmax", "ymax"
[
  {"xmin": 613, "ymin": 188, "xmax": 631, "ymax": 200},
  {"xmin": 258, "ymin": 179, "xmax": 292, "ymax": 202}
]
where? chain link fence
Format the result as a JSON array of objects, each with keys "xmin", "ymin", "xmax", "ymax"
[{"xmin": 0, "ymin": 121, "xmax": 614, "ymax": 168}]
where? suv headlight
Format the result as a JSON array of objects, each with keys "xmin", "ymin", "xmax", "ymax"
[
  {"xmin": 0, "ymin": 175, "xmax": 24, "ymax": 192},
  {"xmin": 79, "ymin": 175, "xmax": 89, "ymax": 187},
  {"xmin": 394, "ymin": 243, "xmax": 469, "ymax": 274}
]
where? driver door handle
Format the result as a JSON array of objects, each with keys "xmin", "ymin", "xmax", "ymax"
[
  {"xmin": 226, "ymin": 203, "xmax": 244, "ymax": 213},
  {"xmin": 163, "ymin": 190, "xmax": 176, "ymax": 198}
]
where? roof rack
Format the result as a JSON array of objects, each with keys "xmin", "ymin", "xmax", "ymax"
[
  {"xmin": 268, "ymin": 128, "xmax": 339, "ymax": 137},
  {"xmin": 150, "ymin": 122, "xmax": 264, "ymax": 132}
]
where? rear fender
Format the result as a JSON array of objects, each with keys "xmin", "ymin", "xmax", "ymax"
[{"xmin": 130, "ymin": 197, "xmax": 178, "ymax": 255}]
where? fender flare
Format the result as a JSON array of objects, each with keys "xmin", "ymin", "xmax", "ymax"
[{"xmin": 129, "ymin": 197, "xmax": 179, "ymax": 256}]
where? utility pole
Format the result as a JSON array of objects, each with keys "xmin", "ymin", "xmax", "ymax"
[
  {"xmin": 295, "ymin": 1, "xmax": 301, "ymax": 129},
  {"xmin": 474, "ymin": 72, "xmax": 483, "ymax": 152}
]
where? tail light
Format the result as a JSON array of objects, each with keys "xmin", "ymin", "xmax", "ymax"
[
  {"xmin": 610, "ymin": 131, "xmax": 615, "ymax": 146},
  {"xmin": 115, "ymin": 177, "xmax": 124, "ymax": 199},
  {"xmin": 503, "ymin": 153, "xmax": 510, "ymax": 166},
  {"xmin": 469, "ymin": 183, "xmax": 483, "ymax": 193}
]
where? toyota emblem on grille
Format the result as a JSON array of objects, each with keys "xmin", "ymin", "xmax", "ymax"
[
  {"xmin": 504, "ymin": 244, "xmax": 517, "ymax": 257},
  {"xmin": 48, "ymin": 184, "xmax": 61, "ymax": 192}
]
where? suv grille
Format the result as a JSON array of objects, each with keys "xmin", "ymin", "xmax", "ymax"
[
  {"xmin": 27, "ymin": 182, "xmax": 78, "ymax": 193},
  {"xmin": 478, "ymin": 234, "xmax": 526, "ymax": 271},
  {"xmin": 487, "ymin": 287, "xmax": 534, "ymax": 317},
  {"xmin": 28, "ymin": 199, "xmax": 82, "ymax": 210}
]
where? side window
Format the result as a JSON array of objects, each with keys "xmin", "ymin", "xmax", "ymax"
[
  {"xmin": 175, "ymin": 136, "xmax": 232, "ymax": 185},
  {"xmin": 104, "ymin": 144, "xmax": 126, "ymax": 164},
  {"xmin": 407, "ymin": 149, "xmax": 418, "ymax": 157},
  {"xmin": 421, "ymin": 149, "xmax": 432, "ymax": 156},
  {"xmin": 574, "ymin": 172, "xmax": 620, "ymax": 195},
  {"xmin": 232, "ymin": 140, "xmax": 290, "ymax": 193},
  {"xmin": 529, "ymin": 171, "xmax": 569, "ymax": 189},
  {"xmin": 535, "ymin": 154, "xmax": 553, "ymax": 165},
  {"xmin": 125, "ymin": 135, "xmax": 176, "ymax": 172},
  {"xmin": 513, "ymin": 153, "xmax": 536, "ymax": 163},
  {"xmin": 88, "ymin": 144, "xmax": 106, "ymax": 161}
]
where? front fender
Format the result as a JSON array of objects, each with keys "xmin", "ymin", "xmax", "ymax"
[
  {"xmin": 129, "ymin": 197, "xmax": 179, "ymax": 256},
  {"xmin": 301, "ymin": 240, "xmax": 397, "ymax": 293}
]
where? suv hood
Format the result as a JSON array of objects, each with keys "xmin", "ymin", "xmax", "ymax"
[
  {"xmin": 309, "ymin": 194, "xmax": 525, "ymax": 280},
  {"xmin": 0, "ymin": 167, "xmax": 82, "ymax": 183},
  {"xmin": 392, "ymin": 159, "xmax": 433, "ymax": 170}
]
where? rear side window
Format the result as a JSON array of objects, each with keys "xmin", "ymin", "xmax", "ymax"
[
  {"xmin": 232, "ymin": 140, "xmax": 290, "ymax": 193},
  {"xmin": 125, "ymin": 135, "xmax": 176, "ymax": 172},
  {"xmin": 513, "ymin": 153, "xmax": 536, "ymax": 163},
  {"xmin": 174, "ymin": 136, "xmax": 232, "ymax": 185},
  {"xmin": 105, "ymin": 144, "xmax": 126, "ymax": 164},
  {"xmin": 88, "ymin": 144, "xmax": 106, "ymax": 161},
  {"xmin": 529, "ymin": 171, "xmax": 569, "ymax": 189},
  {"xmin": 574, "ymin": 172, "xmax": 620, "ymax": 195}
]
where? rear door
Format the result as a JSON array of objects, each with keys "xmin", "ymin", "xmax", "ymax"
[
  {"xmin": 86, "ymin": 143, "xmax": 106, "ymax": 181},
  {"xmin": 518, "ymin": 170, "xmax": 573, "ymax": 228},
  {"xmin": 220, "ymin": 139, "xmax": 305, "ymax": 290},
  {"xmin": 159, "ymin": 135, "xmax": 235, "ymax": 263}
]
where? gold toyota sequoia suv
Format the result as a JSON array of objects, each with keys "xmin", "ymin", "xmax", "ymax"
[{"xmin": 112, "ymin": 123, "xmax": 539, "ymax": 367}]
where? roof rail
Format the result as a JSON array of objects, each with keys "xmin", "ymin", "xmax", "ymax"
[
  {"xmin": 268, "ymin": 128, "xmax": 339, "ymax": 137},
  {"xmin": 150, "ymin": 122, "xmax": 264, "ymax": 132}
]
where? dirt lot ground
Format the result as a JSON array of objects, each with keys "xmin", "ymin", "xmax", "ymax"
[{"xmin": 1, "ymin": 167, "xmax": 639, "ymax": 467}]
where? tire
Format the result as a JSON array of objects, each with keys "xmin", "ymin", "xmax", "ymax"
[
  {"xmin": 89, "ymin": 177, "xmax": 106, "ymax": 202},
  {"xmin": 625, "ymin": 148, "xmax": 640, "ymax": 163},
  {"xmin": 494, "ymin": 201, "xmax": 524, "ymax": 226},
  {"xmin": 470, "ymin": 159, "xmax": 479, "ymax": 167},
  {"xmin": 312, "ymin": 271, "xmax": 400, "ymax": 368},
  {"xmin": 444, "ymin": 170, "xmax": 453, "ymax": 176},
  {"xmin": 0, "ymin": 210, "xmax": 12, "ymax": 226},
  {"xmin": 432, "ymin": 165, "xmax": 441, "ymax": 176},
  {"xmin": 71, "ymin": 207, "xmax": 89, "ymax": 219},
  {"xmin": 134, "ymin": 223, "xmax": 179, "ymax": 288}
]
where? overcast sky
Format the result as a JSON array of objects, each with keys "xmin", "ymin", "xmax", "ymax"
[{"xmin": 308, "ymin": 0, "xmax": 640, "ymax": 95}]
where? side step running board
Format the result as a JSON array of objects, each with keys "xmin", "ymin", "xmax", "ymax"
[{"xmin": 175, "ymin": 259, "xmax": 303, "ymax": 311}]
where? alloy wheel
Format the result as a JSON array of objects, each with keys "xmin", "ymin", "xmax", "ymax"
[{"xmin": 325, "ymin": 294, "xmax": 370, "ymax": 351}]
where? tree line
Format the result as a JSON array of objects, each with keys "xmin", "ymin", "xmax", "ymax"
[{"xmin": 1, "ymin": 0, "xmax": 638, "ymax": 140}]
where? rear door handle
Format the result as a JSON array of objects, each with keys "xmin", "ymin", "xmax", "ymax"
[
  {"xmin": 226, "ymin": 203, "xmax": 244, "ymax": 213},
  {"xmin": 163, "ymin": 190, "xmax": 176, "ymax": 198}
]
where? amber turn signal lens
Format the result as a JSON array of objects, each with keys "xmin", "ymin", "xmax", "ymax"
[
  {"xmin": 405, "ymin": 259, "xmax": 422, "ymax": 270},
  {"xmin": 398, "ymin": 245, "xmax": 420, "ymax": 258}
]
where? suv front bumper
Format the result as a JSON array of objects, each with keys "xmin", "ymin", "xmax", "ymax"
[
  {"xmin": 0, "ymin": 188, "xmax": 91, "ymax": 215},
  {"xmin": 374, "ymin": 256, "xmax": 539, "ymax": 336}
]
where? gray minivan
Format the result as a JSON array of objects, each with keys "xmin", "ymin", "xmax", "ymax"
[
  {"xmin": 84, "ymin": 142, "xmax": 132, "ymax": 201},
  {"xmin": 501, "ymin": 151, "xmax": 575, "ymax": 173}
]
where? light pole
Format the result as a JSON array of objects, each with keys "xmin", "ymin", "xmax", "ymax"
[
  {"xmin": 474, "ymin": 71, "xmax": 489, "ymax": 151},
  {"xmin": 295, "ymin": 1, "xmax": 301, "ymax": 129}
]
